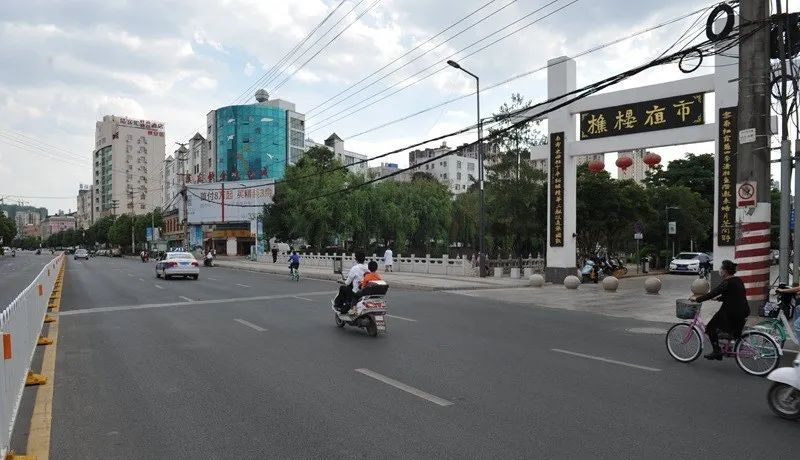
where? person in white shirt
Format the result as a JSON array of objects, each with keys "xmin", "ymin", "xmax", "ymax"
[
  {"xmin": 334, "ymin": 252, "xmax": 368, "ymax": 313},
  {"xmin": 383, "ymin": 247, "xmax": 394, "ymax": 272}
]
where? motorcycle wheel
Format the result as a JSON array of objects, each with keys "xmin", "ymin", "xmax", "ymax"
[
  {"xmin": 335, "ymin": 314, "xmax": 345, "ymax": 328},
  {"xmin": 365, "ymin": 317, "xmax": 378, "ymax": 337},
  {"xmin": 767, "ymin": 382, "xmax": 800, "ymax": 420}
]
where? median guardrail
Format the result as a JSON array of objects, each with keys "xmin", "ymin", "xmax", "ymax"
[{"xmin": 0, "ymin": 254, "xmax": 64, "ymax": 457}]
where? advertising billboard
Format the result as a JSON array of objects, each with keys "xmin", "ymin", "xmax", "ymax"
[{"xmin": 186, "ymin": 180, "xmax": 275, "ymax": 224}]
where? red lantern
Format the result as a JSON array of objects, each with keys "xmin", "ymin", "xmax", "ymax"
[
  {"xmin": 615, "ymin": 156, "xmax": 633, "ymax": 171},
  {"xmin": 588, "ymin": 159, "xmax": 605, "ymax": 173},
  {"xmin": 643, "ymin": 152, "xmax": 662, "ymax": 168}
]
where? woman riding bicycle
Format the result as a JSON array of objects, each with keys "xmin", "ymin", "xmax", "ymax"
[{"xmin": 690, "ymin": 260, "xmax": 750, "ymax": 360}]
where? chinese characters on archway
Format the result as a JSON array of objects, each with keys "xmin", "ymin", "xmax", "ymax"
[
  {"xmin": 717, "ymin": 107, "xmax": 738, "ymax": 246},
  {"xmin": 550, "ymin": 132, "xmax": 565, "ymax": 247},
  {"xmin": 580, "ymin": 93, "xmax": 705, "ymax": 140}
]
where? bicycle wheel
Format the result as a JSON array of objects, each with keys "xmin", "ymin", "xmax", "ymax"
[
  {"xmin": 735, "ymin": 331, "xmax": 781, "ymax": 377},
  {"xmin": 666, "ymin": 323, "xmax": 703, "ymax": 362}
]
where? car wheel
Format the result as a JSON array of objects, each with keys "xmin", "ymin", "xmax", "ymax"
[
  {"xmin": 165, "ymin": 274, "xmax": 171, "ymax": 280},
  {"xmin": 192, "ymin": 275, "xmax": 199, "ymax": 280}
]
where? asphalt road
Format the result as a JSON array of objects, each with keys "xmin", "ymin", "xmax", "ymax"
[
  {"xmin": 0, "ymin": 250, "xmax": 56, "ymax": 307},
  {"xmin": 40, "ymin": 256, "xmax": 796, "ymax": 459}
]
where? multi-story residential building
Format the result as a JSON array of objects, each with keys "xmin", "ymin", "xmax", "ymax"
[
  {"xmin": 40, "ymin": 213, "xmax": 76, "ymax": 240},
  {"xmin": 93, "ymin": 115, "xmax": 166, "ymax": 221},
  {"xmin": 617, "ymin": 148, "xmax": 648, "ymax": 183},
  {"xmin": 76, "ymin": 185, "xmax": 93, "ymax": 229},
  {"xmin": 304, "ymin": 133, "xmax": 369, "ymax": 173},
  {"xmin": 186, "ymin": 132, "xmax": 210, "ymax": 183},
  {"xmin": 529, "ymin": 153, "xmax": 606, "ymax": 173},
  {"xmin": 408, "ymin": 142, "xmax": 479, "ymax": 194},
  {"xmin": 206, "ymin": 90, "xmax": 305, "ymax": 182},
  {"xmin": 21, "ymin": 224, "xmax": 41, "ymax": 239},
  {"xmin": 13, "ymin": 210, "xmax": 43, "ymax": 237}
]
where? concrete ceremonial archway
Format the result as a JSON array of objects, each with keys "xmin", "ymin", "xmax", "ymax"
[{"xmin": 528, "ymin": 28, "xmax": 770, "ymax": 301}]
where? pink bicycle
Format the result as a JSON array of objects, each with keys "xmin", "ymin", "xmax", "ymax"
[{"xmin": 666, "ymin": 300, "xmax": 782, "ymax": 377}]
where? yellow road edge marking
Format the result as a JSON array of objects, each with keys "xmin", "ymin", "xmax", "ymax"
[{"xmin": 25, "ymin": 259, "xmax": 65, "ymax": 460}]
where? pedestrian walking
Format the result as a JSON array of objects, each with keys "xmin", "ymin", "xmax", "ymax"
[
  {"xmin": 383, "ymin": 247, "xmax": 394, "ymax": 272},
  {"xmin": 271, "ymin": 246, "xmax": 278, "ymax": 264}
]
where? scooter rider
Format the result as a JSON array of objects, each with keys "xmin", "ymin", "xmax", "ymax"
[
  {"xmin": 288, "ymin": 251, "xmax": 300, "ymax": 276},
  {"xmin": 334, "ymin": 252, "xmax": 368, "ymax": 313}
]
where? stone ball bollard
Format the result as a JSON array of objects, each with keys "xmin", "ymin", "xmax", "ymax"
[
  {"xmin": 644, "ymin": 277, "xmax": 662, "ymax": 294},
  {"xmin": 602, "ymin": 276, "xmax": 619, "ymax": 292},
  {"xmin": 529, "ymin": 274, "xmax": 545, "ymax": 288},
  {"xmin": 691, "ymin": 278, "xmax": 710, "ymax": 296},
  {"xmin": 564, "ymin": 275, "xmax": 581, "ymax": 289}
]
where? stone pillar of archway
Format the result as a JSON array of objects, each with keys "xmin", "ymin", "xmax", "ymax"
[{"xmin": 545, "ymin": 56, "xmax": 578, "ymax": 283}]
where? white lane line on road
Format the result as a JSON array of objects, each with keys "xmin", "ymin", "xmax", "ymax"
[
  {"xmin": 154, "ymin": 284, "xmax": 164, "ymax": 289},
  {"xmin": 235, "ymin": 283, "xmax": 251, "ymax": 288},
  {"xmin": 294, "ymin": 296, "xmax": 314, "ymax": 302},
  {"xmin": 552, "ymin": 348, "xmax": 661, "ymax": 372},
  {"xmin": 386, "ymin": 314, "xmax": 417, "ymax": 322},
  {"xmin": 233, "ymin": 318, "xmax": 267, "ymax": 332},
  {"xmin": 138, "ymin": 278, "xmax": 145, "ymax": 282},
  {"xmin": 60, "ymin": 291, "xmax": 333, "ymax": 316},
  {"xmin": 179, "ymin": 296, "xmax": 193, "ymax": 302},
  {"xmin": 355, "ymin": 368, "xmax": 453, "ymax": 407},
  {"xmin": 208, "ymin": 277, "xmax": 218, "ymax": 281},
  {"xmin": 127, "ymin": 273, "xmax": 134, "ymax": 277}
]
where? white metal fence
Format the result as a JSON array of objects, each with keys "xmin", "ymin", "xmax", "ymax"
[
  {"xmin": 277, "ymin": 253, "xmax": 545, "ymax": 277},
  {"xmin": 0, "ymin": 255, "xmax": 63, "ymax": 457}
]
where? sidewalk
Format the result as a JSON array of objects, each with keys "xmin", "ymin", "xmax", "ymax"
[{"xmin": 213, "ymin": 256, "xmax": 531, "ymax": 291}]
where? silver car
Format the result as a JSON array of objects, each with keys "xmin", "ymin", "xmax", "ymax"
[
  {"xmin": 74, "ymin": 248, "xmax": 89, "ymax": 260},
  {"xmin": 155, "ymin": 252, "xmax": 200, "ymax": 280}
]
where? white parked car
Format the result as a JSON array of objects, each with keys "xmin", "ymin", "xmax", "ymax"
[
  {"xmin": 669, "ymin": 252, "xmax": 712, "ymax": 274},
  {"xmin": 155, "ymin": 252, "xmax": 200, "ymax": 280},
  {"xmin": 74, "ymin": 248, "xmax": 89, "ymax": 261}
]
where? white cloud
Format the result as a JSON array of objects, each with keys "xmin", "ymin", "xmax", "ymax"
[
  {"xmin": 243, "ymin": 62, "xmax": 255, "ymax": 77},
  {"xmin": 191, "ymin": 76, "xmax": 218, "ymax": 90}
]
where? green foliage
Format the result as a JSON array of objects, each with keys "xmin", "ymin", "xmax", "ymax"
[
  {"xmin": 643, "ymin": 153, "xmax": 714, "ymax": 197},
  {"xmin": 0, "ymin": 213, "xmax": 16, "ymax": 246},
  {"xmin": 108, "ymin": 214, "xmax": 133, "ymax": 249}
]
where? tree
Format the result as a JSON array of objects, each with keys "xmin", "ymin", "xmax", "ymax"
[
  {"xmin": 108, "ymin": 214, "xmax": 133, "ymax": 250},
  {"xmin": 643, "ymin": 153, "xmax": 714, "ymax": 198},
  {"xmin": 0, "ymin": 213, "xmax": 16, "ymax": 248}
]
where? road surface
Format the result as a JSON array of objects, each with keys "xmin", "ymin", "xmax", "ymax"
[
  {"xmin": 14, "ymin": 256, "xmax": 797, "ymax": 458},
  {"xmin": 0, "ymin": 251, "xmax": 54, "ymax": 307}
]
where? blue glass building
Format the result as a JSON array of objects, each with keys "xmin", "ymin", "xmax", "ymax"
[{"xmin": 207, "ymin": 94, "xmax": 305, "ymax": 182}]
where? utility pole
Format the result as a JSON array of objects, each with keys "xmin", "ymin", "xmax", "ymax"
[
  {"xmin": 777, "ymin": 0, "xmax": 792, "ymax": 284},
  {"xmin": 111, "ymin": 199, "xmax": 119, "ymax": 217},
  {"xmin": 737, "ymin": 0, "xmax": 772, "ymax": 304},
  {"xmin": 176, "ymin": 142, "xmax": 190, "ymax": 250},
  {"xmin": 129, "ymin": 191, "xmax": 135, "ymax": 254}
]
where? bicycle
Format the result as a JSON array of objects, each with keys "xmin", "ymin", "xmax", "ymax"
[
  {"xmin": 289, "ymin": 266, "xmax": 300, "ymax": 282},
  {"xmin": 752, "ymin": 293, "xmax": 797, "ymax": 348},
  {"xmin": 665, "ymin": 300, "xmax": 782, "ymax": 377}
]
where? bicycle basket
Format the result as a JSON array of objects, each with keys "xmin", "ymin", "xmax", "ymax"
[
  {"xmin": 675, "ymin": 299, "xmax": 700, "ymax": 319},
  {"xmin": 759, "ymin": 301, "xmax": 780, "ymax": 318}
]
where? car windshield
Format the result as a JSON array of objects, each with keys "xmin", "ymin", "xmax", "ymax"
[
  {"xmin": 676, "ymin": 253, "xmax": 700, "ymax": 260},
  {"xmin": 167, "ymin": 253, "xmax": 194, "ymax": 260},
  {"xmin": 76, "ymin": 250, "xmax": 87, "ymax": 255}
]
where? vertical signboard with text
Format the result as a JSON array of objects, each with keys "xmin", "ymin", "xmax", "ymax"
[
  {"xmin": 717, "ymin": 107, "xmax": 738, "ymax": 246},
  {"xmin": 549, "ymin": 132, "xmax": 565, "ymax": 247}
]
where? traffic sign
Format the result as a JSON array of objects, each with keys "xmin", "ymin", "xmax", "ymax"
[
  {"xmin": 668, "ymin": 222, "xmax": 677, "ymax": 235},
  {"xmin": 634, "ymin": 233, "xmax": 644, "ymax": 240},
  {"xmin": 739, "ymin": 128, "xmax": 756, "ymax": 144},
  {"xmin": 736, "ymin": 181, "xmax": 757, "ymax": 207}
]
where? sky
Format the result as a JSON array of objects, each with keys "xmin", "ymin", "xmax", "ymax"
[{"xmin": 0, "ymin": 0, "xmax": 790, "ymax": 213}]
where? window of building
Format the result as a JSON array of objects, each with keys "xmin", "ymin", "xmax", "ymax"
[
  {"xmin": 457, "ymin": 161, "xmax": 462, "ymax": 169},
  {"xmin": 425, "ymin": 165, "xmax": 429, "ymax": 170},
  {"xmin": 443, "ymin": 173, "xmax": 447, "ymax": 180},
  {"xmin": 243, "ymin": 137, "xmax": 250, "ymax": 143},
  {"xmin": 457, "ymin": 172, "xmax": 462, "ymax": 181},
  {"xmin": 467, "ymin": 163, "xmax": 475, "ymax": 171}
]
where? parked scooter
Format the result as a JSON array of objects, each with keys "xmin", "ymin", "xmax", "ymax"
[
  {"xmin": 580, "ymin": 258, "xmax": 601, "ymax": 283},
  {"xmin": 766, "ymin": 354, "xmax": 800, "ymax": 420},
  {"xmin": 331, "ymin": 280, "xmax": 389, "ymax": 337}
]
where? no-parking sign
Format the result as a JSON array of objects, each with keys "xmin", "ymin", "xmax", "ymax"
[{"xmin": 736, "ymin": 182, "xmax": 756, "ymax": 207}]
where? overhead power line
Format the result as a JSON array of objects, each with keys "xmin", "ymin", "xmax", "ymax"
[
  {"xmin": 307, "ymin": 0, "xmax": 578, "ymax": 133},
  {"xmin": 305, "ymin": 0, "xmax": 509, "ymax": 115},
  {"xmin": 343, "ymin": 4, "xmax": 715, "ymax": 139},
  {"xmin": 270, "ymin": 0, "xmax": 383, "ymax": 92},
  {"xmin": 231, "ymin": 0, "xmax": 349, "ymax": 106}
]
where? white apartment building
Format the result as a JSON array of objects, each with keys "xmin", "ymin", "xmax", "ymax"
[
  {"xmin": 409, "ymin": 142, "xmax": 478, "ymax": 195},
  {"xmin": 93, "ymin": 115, "xmax": 166, "ymax": 221},
  {"xmin": 14, "ymin": 210, "xmax": 43, "ymax": 237},
  {"xmin": 617, "ymin": 148, "xmax": 647, "ymax": 183},
  {"xmin": 304, "ymin": 133, "xmax": 369, "ymax": 173}
]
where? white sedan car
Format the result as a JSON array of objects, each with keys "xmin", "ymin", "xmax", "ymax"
[
  {"xmin": 669, "ymin": 252, "xmax": 712, "ymax": 274},
  {"xmin": 155, "ymin": 252, "xmax": 200, "ymax": 280}
]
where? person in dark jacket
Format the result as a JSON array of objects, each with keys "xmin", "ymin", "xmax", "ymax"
[{"xmin": 691, "ymin": 260, "xmax": 750, "ymax": 360}]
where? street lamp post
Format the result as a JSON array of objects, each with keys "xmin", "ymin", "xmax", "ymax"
[
  {"xmin": 665, "ymin": 205, "xmax": 679, "ymax": 263},
  {"xmin": 447, "ymin": 59, "xmax": 486, "ymax": 277}
]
